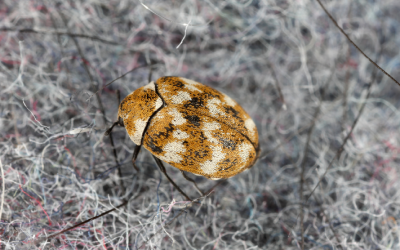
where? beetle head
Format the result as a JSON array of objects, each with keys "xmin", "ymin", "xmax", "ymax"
[{"xmin": 118, "ymin": 82, "xmax": 163, "ymax": 145}]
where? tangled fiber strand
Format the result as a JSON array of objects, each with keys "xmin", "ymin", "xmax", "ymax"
[{"xmin": 1, "ymin": 0, "xmax": 400, "ymax": 249}]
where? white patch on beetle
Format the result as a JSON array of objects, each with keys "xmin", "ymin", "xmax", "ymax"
[
  {"xmin": 142, "ymin": 81, "xmax": 155, "ymax": 91},
  {"xmin": 130, "ymin": 118, "xmax": 147, "ymax": 145},
  {"xmin": 206, "ymin": 98, "xmax": 225, "ymax": 117},
  {"xmin": 158, "ymin": 141, "xmax": 186, "ymax": 163},
  {"xmin": 200, "ymin": 145, "xmax": 226, "ymax": 175},
  {"xmin": 202, "ymin": 121, "xmax": 220, "ymax": 144},
  {"xmin": 179, "ymin": 78, "xmax": 203, "ymax": 93},
  {"xmin": 160, "ymin": 86, "xmax": 169, "ymax": 94},
  {"xmin": 203, "ymin": 121, "xmax": 220, "ymax": 130},
  {"xmin": 185, "ymin": 84, "xmax": 202, "ymax": 92},
  {"xmin": 171, "ymin": 91, "xmax": 192, "ymax": 104},
  {"xmin": 168, "ymin": 108, "xmax": 186, "ymax": 125},
  {"xmin": 245, "ymin": 118, "xmax": 256, "ymax": 138},
  {"xmin": 180, "ymin": 78, "xmax": 200, "ymax": 85},
  {"xmin": 154, "ymin": 114, "xmax": 164, "ymax": 121},
  {"xmin": 173, "ymin": 129, "xmax": 189, "ymax": 139},
  {"xmin": 238, "ymin": 142, "xmax": 253, "ymax": 163},
  {"xmin": 223, "ymin": 94, "xmax": 236, "ymax": 107},
  {"xmin": 155, "ymin": 97, "xmax": 163, "ymax": 110}
]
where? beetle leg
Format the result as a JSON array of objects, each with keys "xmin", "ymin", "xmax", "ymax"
[
  {"xmin": 131, "ymin": 145, "xmax": 141, "ymax": 172},
  {"xmin": 105, "ymin": 121, "xmax": 119, "ymax": 136},
  {"xmin": 152, "ymin": 155, "xmax": 192, "ymax": 201},
  {"xmin": 180, "ymin": 171, "xmax": 204, "ymax": 196},
  {"xmin": 105, "ymin": 117, "xmax": 124, "ymax": 136}
]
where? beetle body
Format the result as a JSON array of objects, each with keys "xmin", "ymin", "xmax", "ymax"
[{"xmin": 118, "ymin": 76, "xmax": 259, "ymax": 180}]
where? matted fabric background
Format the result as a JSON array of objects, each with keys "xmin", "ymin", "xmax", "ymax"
[{"xmin": 1, "ymin": 0, "xmax": 400, "ymax": 249}]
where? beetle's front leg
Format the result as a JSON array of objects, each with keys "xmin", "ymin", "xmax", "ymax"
[
  {"xmin": 105, "ymin": 117, "xmax": 124, "ymax": 136},
  {"xmin": 131, "ymin": 145, "xmax": 141, "ymax": 172}
]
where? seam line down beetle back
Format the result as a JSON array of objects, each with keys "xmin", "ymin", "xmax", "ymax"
[{"xmin": 117, "ymin": 76, "xmax": 259, "ymax": 180}]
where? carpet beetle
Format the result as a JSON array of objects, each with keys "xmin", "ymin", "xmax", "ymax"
[{"xmin": 114, "ymin": 76, "xmax": 260, "ymax": 180}]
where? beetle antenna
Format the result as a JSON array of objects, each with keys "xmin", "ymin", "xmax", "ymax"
[{"xmin": 87, "ymin": 64, "xmax": 153, "ymax": 102}]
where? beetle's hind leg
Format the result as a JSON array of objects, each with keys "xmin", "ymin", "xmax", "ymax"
[
  {"xmin": 152, "ymin": 155, "xmax": 192, "ymax": 201},
  {"xmin": 180, "ymin": 171, "xmax": 204, "ymax": 196}
]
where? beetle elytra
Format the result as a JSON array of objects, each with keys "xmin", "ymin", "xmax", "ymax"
[{"xmin": 106, "ymin": 76, "xmax": 259, "ymax": 198}]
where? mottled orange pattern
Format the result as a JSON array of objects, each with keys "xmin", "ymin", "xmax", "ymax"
[
  {"xmin": 119, "ymin": 76, "xmax": 259, "ymax": 179},
  {"xmin": 118, "ymin": 82, "xmax": 163, "ymax": 145}
]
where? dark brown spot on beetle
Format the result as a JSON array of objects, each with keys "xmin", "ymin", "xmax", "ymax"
[
  {"xmin": 223, "ymin": 158, "xmax": 238, "ymax": 171},
  {"xmin": 217, "ymin": 137, "xmax": 237, "ymax": 150},
  {"xmin": 185, "ymin": 115, "xmax": 201, "ymax": 127},
  {"xmin": 184, "ymin": 97, "xmax": 204, "ymax": 109},
  {"xmin": 205, "ymin": 92, "xmax": 219, "ymax": 99},
  {"xmin": 194, "ymin": 150, "xmax": 209, "ymax": 158},
  {"xmin": 146, "ymin": 136, "xmax": 163, "ymax": 154},
  {"xmin": 224, "ymin": 106, "xmax": 244, "ymax": 123},
  {"xmin": 198, "ymin": 131, "xmax": 207, "ymax": 144},
  {"xmin": 153, "ymin": 123, "xmax": 174, "ymax": 139},
  {"xmin": 172, "ymin": 80, "xmax": 184, "ymax": 88}
]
